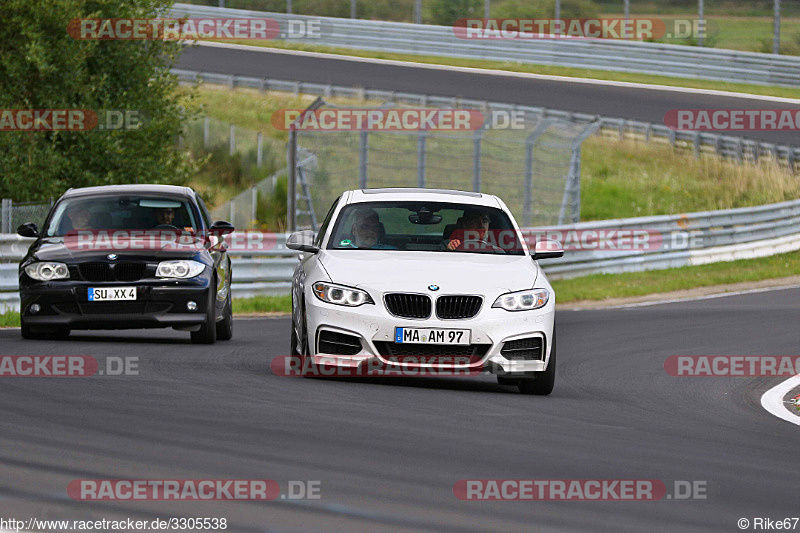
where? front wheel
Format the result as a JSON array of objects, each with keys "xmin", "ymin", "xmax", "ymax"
[
  {"xmin": 191, "ymin": 280, "xmax": 218, "ymax": 344},
  {"xmin": 518, "ymin": 329, "xmax": 556, "ymax": 395},
  {"xmin": 216, "ymin": 290, "xmax": 233, "ymax": 341}
]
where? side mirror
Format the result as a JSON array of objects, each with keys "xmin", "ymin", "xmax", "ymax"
[
  {"xmin": 286, "ymin": 230, "xmax": 319, "ymax": 254},
  {"xmin": 209, "ymin": 220, "xmax": 235, "ymax": 236},
  {"xmin": 531, "ymin": 239, "xmax": 564, "ymax": 260},
  {"xmin": 17, "ymin": 222, "xmax": 39, "ymax": 238}
]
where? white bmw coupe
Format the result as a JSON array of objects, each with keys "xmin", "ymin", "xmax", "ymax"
[{"xmin": 286, "ymin": 188, "xmax": 564, "ymax": 394}]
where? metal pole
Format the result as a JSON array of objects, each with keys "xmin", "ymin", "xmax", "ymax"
[
  {"xmin": 415, "ymin": 0, "xmax": 421, "ymax": 24},
  {"xmin": 774, "ymin": 0, "xmax": 781, "ymax": 55},
  {"xmin": 287, "ymin": 0, "xmax": 292, "ymax": 15},
  {"xmin": 484, "ymin": 0, "xmax": 490, "ymax": 18},
  {"xmin": 472, "ymin": 128, "xmax": 483, "ymax": 193},
  {"xmin": 252, "ymin": 187, "xmax": 258, "ymax": 225},
  {"xmin": 555, "ymin": 0, "xmax": 560, "ymax": 26},
  {"xmin": 698, "ymin": 0, "xmax": 704, "ymax": 47},
  {"xmin": 257, "ymin": 132, "xmax": 263, "ymax": 168},
  {"xmin": 417, "ymin": 130, "xmax": 427, "ymax": 188},
  {"xmin": 351, "ymin": 0, "xmax": 356, "ymax": 19},
  {"xmin": 623, "ymin": 0, "xmax": 630, "ymax": 39},
  {"xmin": 203, "ymin": 116, "xmax": 209, "ymax": 149},
  {"xmin": 1, "ymin": 199, "xmax": 10, "ymax": 234},
  {"xmin": 523, "ymin": 121, "xmax": 551, "ymax": 227},
  {"xmin": 219, "ymin": 0, "xmax": 224, "ymax": 7},
  {"xmin": 359, "ymin": 131, "xmax": 369, "ymax": 189},
  {"xmin": 229, "ymin": 124, "xmax": 235, "ymax": 156},
  {"xmin": 287, "ymin": 130, "xmax": 297, "ymax": 232}
]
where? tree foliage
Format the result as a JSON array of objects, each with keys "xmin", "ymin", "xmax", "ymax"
[{"xmin": 0, "ymin": 0, "xmax": 198, "ymax": 201}]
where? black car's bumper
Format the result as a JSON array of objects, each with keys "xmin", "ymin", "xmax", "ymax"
[{"xmin": 20, "ymin": 277, "xmax": 213, "ymax": 330}]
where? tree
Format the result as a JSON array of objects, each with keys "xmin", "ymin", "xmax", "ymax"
[{"xmin": 0, "ymin": 0, "xmax": 198, "ymax": 201}]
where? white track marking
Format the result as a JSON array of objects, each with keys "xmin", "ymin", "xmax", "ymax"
[
  {"xmin": 194, "ymin": 41, "xmax": 800, "ymax": 104},
  {"xmin": 761, "ymin": 374, "xmax": 800, "ymax": 426}
]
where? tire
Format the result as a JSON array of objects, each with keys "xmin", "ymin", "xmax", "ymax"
[
  {"xmin": 216, "ymin": 289, "xmax": 233, "ymax": 341},
  {"xmin": 518, "ymin": 329, "xmax": 556, "ymax": 396},
  {"xmin": 191, "ymin": 279, "xmax": 218, "ymax": 344},
  {"xmin": 295, "ymin": 301, "xmax": 317, "ymax": 378}
]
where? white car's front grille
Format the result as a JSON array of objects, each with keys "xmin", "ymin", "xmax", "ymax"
[
  {"xmin": 435, "ymin": 295, "xmax": 482, "ymax": 319},
  {"xmin": 384, "ymin": 293, "xmax": 432, "ymax": 319}
]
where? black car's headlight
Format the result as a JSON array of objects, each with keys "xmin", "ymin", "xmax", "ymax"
[
  {"xmin": 155, "ymin": 260, "xmax": 206, "ymax": 279},
  {"xmin": 312, "ymin": 282, "xmax": 374, "ymax": 307},
  {"xmin": 24, "ymin": 262, "xmax": 70, "ymax": 281},
  {"xmin": 492, "ymin": 288, "xmax": 549, "ymax": 311}
]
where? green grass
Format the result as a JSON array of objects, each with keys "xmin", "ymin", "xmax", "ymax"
[
  {"xmin": 233, "ymin": 294, "xmax": 292, "ymax": 313},
  {"xmin": 551, "ymin": 249, "xmax": 800, "ymax": 302},
  {"xmin": 213, "ymin": 40, "xmax": 800, "ymax": 99},
  {"xmin": 0, "ymin": 311, "xmax": 20, "ymax": 327}
]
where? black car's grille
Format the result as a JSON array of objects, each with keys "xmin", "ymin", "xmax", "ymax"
[
  {"xmin": 375, "ymin": 341, "xmax": 490, "ymax": 357},
  {"xmin": 318, "ymin": 330, "xmax": 362, "ymax": 355},
  {"xmin": 78, "ymin": 262, "xmax": 146, "ymax": 282},
  {"xmin": 436, "ymin": 295, "xmax": 482, "ymax": 319},
  {"xmin": 500, "ymin": 337, "xmax": 544, "ymax": 361},
  {"xmin": 79, "ymin": 262, "xmax": 110, "ymax": 282},
  {"xmin": 384, "ymin": 293, "xmax": 431, "ymax": 319}
]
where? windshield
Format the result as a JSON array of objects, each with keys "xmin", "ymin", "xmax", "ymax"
[
  {"xmin": 45, "ymin": 196, "xmax": 199, "ymax": 237},
  {"xmin": 327, "ymin": 202, "xmax": 525, "ymax": 255}
]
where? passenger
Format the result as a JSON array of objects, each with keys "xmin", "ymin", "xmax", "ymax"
[{"xmin": 349, "ymin": 208, "xmax": 395, "ymax": 249}]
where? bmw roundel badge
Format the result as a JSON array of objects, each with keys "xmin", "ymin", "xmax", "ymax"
[
  {"xmin": 107, "ymin": 254, "xmax": 118, "ymax": 260},
  {"xmin": 428, "ymin": 284, "xmax": 439, "ymax": 291}
]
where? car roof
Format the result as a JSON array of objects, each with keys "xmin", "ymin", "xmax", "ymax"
[
  {"xmin": 62, "ymin": 184, "xmax": 195, "ymax": 199},
  {"xmin": 347, "ymin": 188, "xmax": 501, "ymax": 208}
]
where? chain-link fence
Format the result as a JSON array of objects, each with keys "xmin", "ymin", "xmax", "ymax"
[
  {"xmin": 287, "ymin": 100, "xmax": 600, "ymax": 231},
  {"xmin": 0, "ymin": 199, "xmax": 54, "ymax": 234}
]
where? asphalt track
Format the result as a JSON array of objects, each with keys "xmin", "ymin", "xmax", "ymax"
[
  {"xmin": 176, "ymin": 43, "xmax": 800, "ymax": 146},
  {"xmin": 1, "ymin": 288, "xmax": 798, "ymax": 532}
]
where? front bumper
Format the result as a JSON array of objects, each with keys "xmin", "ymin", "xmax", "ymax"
[
  {"xmin": 20, "ymin": 277, "xmax": 212, "ymax": 330},
  {"xmin": 305, "ymin": 293, "xmax": 555, "ymax": 376}
]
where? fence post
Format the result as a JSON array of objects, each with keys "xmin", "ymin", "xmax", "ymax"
[
  {"xmin": 229, "ymin": 124, "xmax": 235, "ymax": 156},
  {"xmin": 257, "ymin": 132, "xmax": 263, "ymax": 168},
  {"xmin": 417, "ymin": 130, "xmax": 427, "ymax": 188},
  {"xmin": 559, "ymin": 121, "xmax": 602, "ymax": 225},
  {"xmin": 472, "ymin": 127, "xmax": 483, "ymax": 192},
  {"xmin": 287, "ymin": 130, "xmax": 297, "ymax": 232},
  {"xmin": 359, "ymin": 131, "xmax": 369, "ymax": 189},
  {"xmin": 203, "ymin": 116, "xmax": 210, "ymax": 149},
  {"xmin": 252, "ymin": 187, "xmax": 258, "ymax": 226},
  {"xmin": 523, "ymin": 120, "xmax": 552, "ymax": 227},
  {"xmin": 1, "ymin": 199, "xmax": 11, "ymax": 234}
]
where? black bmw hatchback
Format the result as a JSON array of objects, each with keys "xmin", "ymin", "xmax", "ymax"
[{"xmin": 17, "ymin": 184, "xmax": 234, "ymax": 344}]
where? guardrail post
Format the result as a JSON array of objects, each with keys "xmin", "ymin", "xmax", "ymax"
[
  {"xmin": 287, "ymin": 130, "xmax": 297, "ymax": 232},
  {"xmin": 417, "ymin": 130, "xmax": 427, "ymax": 188},
  {"xmin": 203, "ymin": 117, "xmax": 210, "ymax": 149},
  {"xmin": 229, "ymin": 124, "xmax": 235, "ymax": 156},
  {"xmin": 359, "ymin": 131, "xmax": 369, "ymax": 189},
  {"xmin": 1, "ymin": 199, "xmax": 11, "ymax": 234},
  {"xmin": 257, "ymin": 132, "xmax": 263, "ymax": 167}
]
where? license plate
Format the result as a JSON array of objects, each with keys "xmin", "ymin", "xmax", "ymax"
[
  {"xmin": 88, "ymin": 287, "xmax": 137, "ymax": 301},
  {"xmin": 394, "ymin": 327, "xmax": 471, "ymax": 345}
]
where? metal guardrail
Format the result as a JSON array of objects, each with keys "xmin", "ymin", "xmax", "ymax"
[
  {"xmin": 171, "ymin": 3, "xmax": 800, "ymax": 88},
  {"xmin": 173, "ymin": 69, "xmax": 800, "ymax": 170},
  {"xmin": 3, "ymin": 196, "xmax": 800, "ymax": 311}
]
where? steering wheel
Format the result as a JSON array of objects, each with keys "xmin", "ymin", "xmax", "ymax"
[
  {"xmin": 479, "ymin": 240, "xmax": 506, "ymax": 253},
  {"xmin": 152, "ymin": 224, "xmax": 181, "ymax": 231}
]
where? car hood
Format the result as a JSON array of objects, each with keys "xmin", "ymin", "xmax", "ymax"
[
  {"xmin": 318, "ymin": 250, "xmax": 539, "ymax": 294},
  {"xmin": 29, "ymin": 237, "xmax": 206, "ymax": 263}
]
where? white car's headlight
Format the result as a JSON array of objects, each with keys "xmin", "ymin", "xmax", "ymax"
[
  {"xmin": 313, "ymin": 282, "xmax": 374, "ymax": 307},
  {"xmin": 24, "ymin": 262, "xmax": 70, "ymax": 281},
  {"xmin": 492, "ymin": 288, "xmax": 550, "ymax": 311},
  {"xmin": 156, "ymin": 260, "xmax": 206, "ymax": 279}
]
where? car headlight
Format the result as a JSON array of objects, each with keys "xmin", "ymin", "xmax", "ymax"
[
  {"xmin": 24, "ymin": 262, "xmax": 70, "ymax": 281},
  {"xmin": 492, "ymin": 288, "xmax": 550, "ymax": 311},
  {"xmin": 312, "ymin": 282, "xmax": 374, "ymax": 307},
  {"xmin": 156, "ymin": 260, "xmax": 206, "ymax": 279}
]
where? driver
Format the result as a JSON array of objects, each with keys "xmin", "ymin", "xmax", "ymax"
[
  {"xmin": 153, "ymin": 207, "xmax": 176, "ymax": 227},
  {"xmin": 66, "ymin": 205, "xmax": 92, "ymax": 231},
  {"xmin": 447, "ymin": 208, "xmax": 491, "ymax": 251},
  {"xmin": 348, "ymin": 208, "xmax": 395, "ymax": 249}
]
